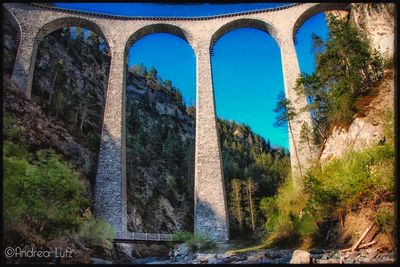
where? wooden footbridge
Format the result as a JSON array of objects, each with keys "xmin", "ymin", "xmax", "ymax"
[{"xmin": 114, "ymin": 232, "xmax": 174, "ymax": 244}]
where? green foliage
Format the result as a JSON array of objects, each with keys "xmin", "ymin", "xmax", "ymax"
[
  {"xmin": 32, "ymin": 27, "xmax": 110, "ymax": 153},
  {"xmin": 273, "ymin": 91, "xmax": 297, "ymax": 128},
  {"xmin": 3, "ymin": 111, "xmax": 22, "ymax": 142},
  {"xmin": 259, "ymin": 177, "xmax": 310, "ymax": 246},
  {"xmin": 295, "ymin": 14, "xmax": 384, "ymax": 147},
  {"xmin": 261, "ymin": 139, "xmax": 394, "ymax": 246},
  {"xmin": 218, "ymin": 119, "xmax": 290, "ymax": 238},
  {"xmin": 3, "ymin": 142, "xmax": 88, "ymax": 237},
  {"xmin": 75, "ymin": 27, "xmax": 85, "ymax": 43},
  {"xmin": 172, "ymin": 231, "xmax": 216, "ymax": 252},
  {"xmin": 79, "ymin": 219, "xmax": 115, "ymax": 248},
  {"xmin": 374, "ymin": 207, "xmax": 395, "ymax": 235},
  {"xmin": 305, "ymin": 143, "xmax": 394, "ymax": 214}
]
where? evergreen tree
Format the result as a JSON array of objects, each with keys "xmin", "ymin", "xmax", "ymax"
[
  {"xmin": 229, "ymin": 179, "xmax": 244, "ymax": 231},
  {"xmin": 243, "ymin": 177, "xmax": 258, "ymax": 231},
  {"xmin": 76, "ymin": 27, "xmax": 85, "ymax": 43},
  {"xmin": 147, "ymin": 67, "xmax": 157, "ymax": 82},
  {"xmin": 273, "ymin": 91, "xmax": 302, "ymax": 179},
  {"xmin": 88, "ymin": 31, "xmax": 100, "ymax": 53}
]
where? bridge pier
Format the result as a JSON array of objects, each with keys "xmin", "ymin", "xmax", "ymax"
[
  {"xmin": 10, "ymin": 26, "xmax": 38, "ymax": 98},
  {"xmin": 93, "ymin": 43, "xmax": 128, "ymax": 237},
  {"xmin": 194, "ymin": 44, "xmax": 229, "ymax": 241},
  {"xmin": 279, "ymin": 33, "xmax": 315, "ymax": 187}
]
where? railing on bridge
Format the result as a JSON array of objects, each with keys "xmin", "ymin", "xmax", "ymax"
[{"xmin": 116, "ymin": 232, "xmax": 174, "ymax": 242}]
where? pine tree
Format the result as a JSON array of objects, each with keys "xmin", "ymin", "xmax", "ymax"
[
  {"xmin": 273, "ymin": 91, "xmax": 303, "ymax": 179},
  {"xmin": 229, "ymin": 179, "xmax": 244, "ymax": 231},
  {"xmin": 243, "ymin": 177, "xmax": 258, "ymax": 231},
  {"xmin": 76, "ymin": 27, "xmax": 85, "ymax": 43},
  {"xmin": 88, "ymin": 31, "xmax": 100, "ymax": 52}
]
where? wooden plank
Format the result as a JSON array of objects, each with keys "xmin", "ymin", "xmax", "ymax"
[{"xmin": 351, "ymin": 223, "xmax": 374, "ymax": 252}]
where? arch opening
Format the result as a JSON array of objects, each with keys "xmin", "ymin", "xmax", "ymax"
[
  {"xmin": 31, "ymin": 25, "xmax": 111, "ymax": 186},
  {"xmin": 124, "ymin": 31, "xmax": 196, "ymax": 235},
  {"xmin": 211, "ymin": 27, "xmax": 290, "ymax": 238}
]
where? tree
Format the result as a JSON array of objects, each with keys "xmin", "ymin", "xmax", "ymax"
[
  {"xmin": 88, "ymin": 31, "xmax": 100, "ymax": 52},
  {"xmin": 299, "ymin": 122, "xmax": 314, "ymax": 161},
  {"xmin": 273, "ymin": 91, "xmax": 303, "ymax": 178},
  {"xmin": 47, "ymin": 59, "xmax": 64, "ymax": 106},
  {"xmin": 165, "ymin": 80, "xmax": 172, "ymax": 93},
  {"xmin": 147, "ymin": 67, "xmax": 157, "ymax": 82},
  {"xmin": 229, "ymin": 179, "xmax": 244, "ymax": 231},
  {"xmin": 294, "ymin": 15, "xmax": 383, "ymax": 162},
  {"xmin": 243, "ymin": 177, "xmax": 258, "ymax": 231},
  {"xmin": 130, "ymin": 63, "xmax": 147, "ymax": 76},
  {"xmin": 76, "ymin": 27, "xmax": 85, "ymax": 43}
]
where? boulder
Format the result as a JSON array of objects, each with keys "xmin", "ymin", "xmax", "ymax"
[{"xmin": 289, "ymin": 249, "xmax": 310, "ymax": 264}]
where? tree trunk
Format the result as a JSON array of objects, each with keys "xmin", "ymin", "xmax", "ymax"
[
  {"xmin": 248, "ymin": 183, "xmax": 255, "ymax": 231},
  {"xmin": 80, "ymin": 105, "xmax": 87, "ymax": 133},
  {"xmin": 48, "ymin": 69, "xmax": 59, "ymax": 106},
  {"xmin": 74, "ymin": 103, "xmax": 81, "ymax": 125}
]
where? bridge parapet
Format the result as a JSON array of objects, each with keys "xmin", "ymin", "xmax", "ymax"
[{"xmin": 116, "ymin": 232, "xmax": 174, "ymax": 242}]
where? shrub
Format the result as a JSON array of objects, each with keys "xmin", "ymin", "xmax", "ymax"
[
  {"xmin": 261, "ymin": 136, "xmax": 394, "ymax": 247},
  {"xmin": 305, "ymin": 142, "xmax": 394, "ymax": 216},
  {"xmin": 3, "ymin": 142, "xmax": 88, "ymax": 237},
  {"xmin": 3, "ymin": 112, "xmax": 21, "ymax": 142},
  {"xmin": 79, "ymin": 219, "xmax": 115, "ymax": 248},
  {"xmin": 172, "ymin": 231, "xmax": 216, "ymax": 252},
  {"xmin": 374, "ymin": 207, "xmax": 395, "ymax": 235}
]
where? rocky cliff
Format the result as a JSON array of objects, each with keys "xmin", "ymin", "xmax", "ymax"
[
  {"xmin": 326, "ymin": 3, "xmax": 395, "ymax": 58},
  {"xmin": 322, "ymin": 3, "xmax": 395, "ymax": 162},
  {"xmin": 320, "ymin": 69, "xmax": 394, "ymax": 162}
]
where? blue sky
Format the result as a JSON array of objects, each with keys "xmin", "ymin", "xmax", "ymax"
[{"xmin": 55, "ymin": 3, "xmax": 329, "ymax": 149}]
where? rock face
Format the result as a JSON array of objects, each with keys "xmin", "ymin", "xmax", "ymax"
[
  {"xmin": 350, "ymin": 3, "xmax": 395, "ymax": 58},
  {"xmin": 320, "ymin": 69, "xmax": 394, "ymax": 162},
  {"xmin": 327, "ymin": 3, "xmax": 395, "ymax": 58},
  {"xmin": 321, "ymin": 3, "xmax": 395, "ymax": 162},
  {"xmin": 125, "ymin": 71, "xmax": 195, "ymax": 234}
]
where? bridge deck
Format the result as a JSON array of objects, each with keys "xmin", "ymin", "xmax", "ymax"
[{"xmin": 114, "ymin": 232, "xmax": 174, "ymax": 243}]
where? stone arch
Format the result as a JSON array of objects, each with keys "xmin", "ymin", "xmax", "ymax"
[
  {"xmin": 3, "ymin": 6, "xmax": 23, "ymax": 77},
  {"xmin": 19, "ymin": 16, "xmax": 110, "ymax": 98},
  {"xmin": 210, "ymin": 18, "xmax": 279, "ymax": 50},
  {"xmin": 35, "ymin": 16, "xmax": 108, "ymax": 44},
  {"xmin": 292, "ymin": 3, "xmax": 351, "ymax": 42},
  {"xmin": 126, "ymin": 23, "xmax": 193, "ymax": 51}
]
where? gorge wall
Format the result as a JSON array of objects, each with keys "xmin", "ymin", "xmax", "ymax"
[
  {"xmin": 327, "ymin": 3, "xmax": 395, "ymax": 58},
  {"xmin": 321, "ymin": 3, "xmax": 395, "ymax": 162}
]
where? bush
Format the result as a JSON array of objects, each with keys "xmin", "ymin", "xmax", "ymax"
[
  {"xmin": 3, "ymin": 112, "xmax": 21, "ymax": 142},
  {"xmin": 374, "ymin": 207, "xmax": 395, "ymax": 235},
  {"xmin": 172, "ymin": 231, "xmax": 216, "ymax": 252},
  {"xmin": 259, "ymin": 179, "xmax": 314, "ymax": 247},
  {"xmin": 3, "ymin": 142, "xmax": 88, "ymax": 237},
  {"xmin": 260, "ymin": 138, "xmax": 394, "ymax": 247},
  {"xmin": 79, "ymin": 219, "xmax": 115, "ymax": 248},
  {"xmin": 305, "ymin": 143, "xmax": 394, "ymax": 215}
]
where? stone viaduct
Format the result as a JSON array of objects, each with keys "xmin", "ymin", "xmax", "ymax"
[{"xmin": 4, "ymin": 2, "xmax": 350, "ymax": 241}]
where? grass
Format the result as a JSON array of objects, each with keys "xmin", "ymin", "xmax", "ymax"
[
  {"xmin": 172, "ymin": 231, "xmax": 217, "ymax": 252},
  {"xmin": 257, "ymin": 107, "xmax": 394, "ymax": 248}
]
